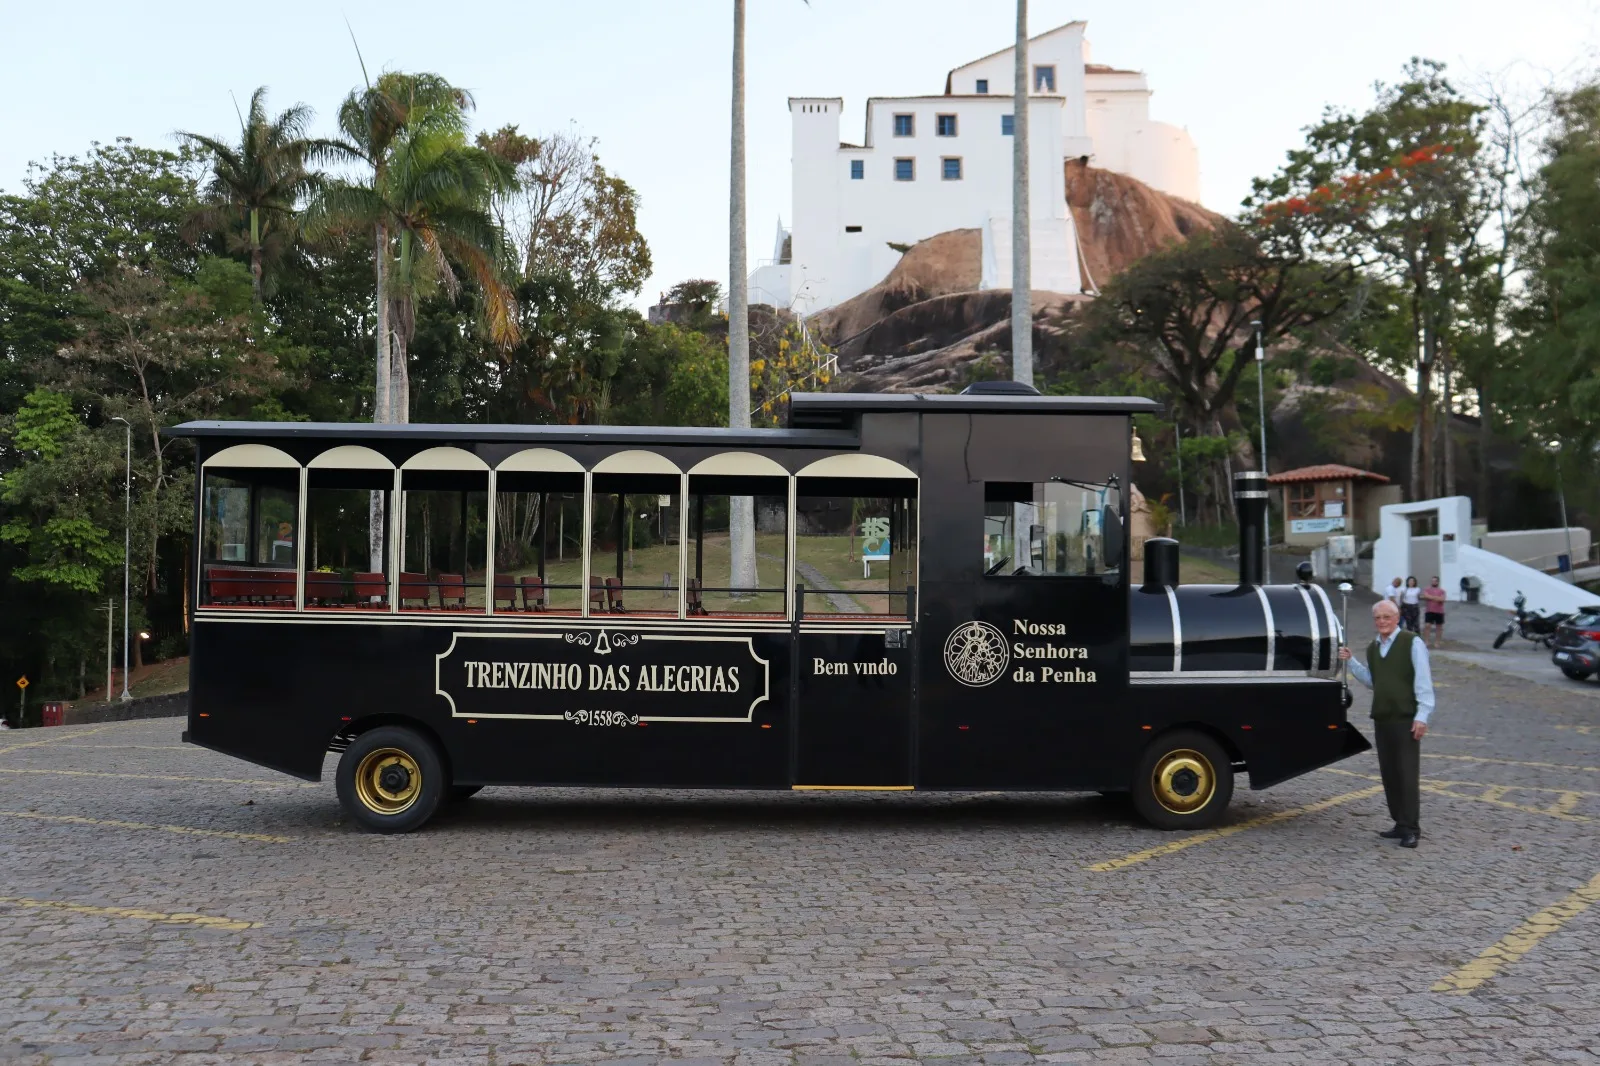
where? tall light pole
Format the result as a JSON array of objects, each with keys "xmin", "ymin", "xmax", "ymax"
[
  {"xmin": 111, "ymin": 416, "xmax": 132, "ymax": 700},
  {"xmin": 1010, "ymin": 0, "xmax": 1032, "ymax": 386},
  {"xmin": 1174, "ymin": 420, "xmax": 1186, "ymax": 526},
  {"xmin": 1252, "ymin": 322, "xmax": 1270, "ymax": 582},
  {"xmin": 1547, "ymin": 439, "xmax": 1575, "ymax": 581}
]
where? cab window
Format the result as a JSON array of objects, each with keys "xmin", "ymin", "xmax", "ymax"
[{"xmin": 983, "ymin": 480, "xmax": 1121, "ymax": 578}]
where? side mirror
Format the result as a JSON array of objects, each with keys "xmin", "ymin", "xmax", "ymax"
[
  {"xmin": 1295, "ymin": 561, "xmax": 1314, "ymax": 585},
  {"xmin": 1102, "ymin": 506, "xmax": 1124, "ymax": 569}
]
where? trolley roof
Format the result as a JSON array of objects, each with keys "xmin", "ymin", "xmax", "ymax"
[{"xmin": 167, "ymin": 391, "xmax": 1161, "ymax": 445}]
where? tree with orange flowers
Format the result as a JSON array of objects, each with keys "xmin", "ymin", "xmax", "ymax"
[{"xmin": 1248, "ymin": 59, "xmax": 1493, "ymax": 501}]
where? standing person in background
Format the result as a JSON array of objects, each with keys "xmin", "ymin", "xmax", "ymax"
[
  {"xmin": 1400, "ymin": 576, "xmax": 1423, "ymax": 632},
  {"xmin": 1340, "ymin": 599, "xmax": 1435, "ymax": 848},
  {"xmin": 1386, "ymin": 577, "xmax": 1404, "ymax": 607},
  {"xmin": 1421, "ymin": 576, "xmax": 1447, "ymax": 647}
]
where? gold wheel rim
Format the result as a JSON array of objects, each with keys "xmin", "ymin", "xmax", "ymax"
[
  {"xmin": 353, "ymin": 747, "xmax": 422, "ymax": 815},
  {"xmin": 1151, "ymin": 748, "xmax": 1215, "ymax": 815}
]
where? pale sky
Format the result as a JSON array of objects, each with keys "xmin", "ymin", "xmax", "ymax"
[{"xmin": 4, "ymin": 0, "xmax": 1597, "ymax": 312}]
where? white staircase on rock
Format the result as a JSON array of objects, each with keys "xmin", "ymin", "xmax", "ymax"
[{"xmin": 981, "ymin": 215, "xmax": 1082, "ymax": 295}]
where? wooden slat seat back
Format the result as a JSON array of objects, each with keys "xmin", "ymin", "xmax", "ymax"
[
  {"xmin": 438, "ymin": 573, "xmax": 468, "ymax": 610},
  {"xmin": 494, "ymin": 574, "xmax": 519, "ymax": 611},
  {"xmin": 589, "ymin": 576, "xmax": 606, "ymax": 611},
  {"xmin": 521, "ymin": 575, "xmax": 547, "ymax": 611},
  {"xmin": 605, "ymin": 576, "xmax": 626, "ymax": 613},
  {"xmin": 399, "ymin": 571, "xmax": 433, "ymax": 608},
  {"xmin": 206, "ymin": 565, "xmax": 293, "ymax": 606},
  {"xmin": 686, "ymin": 577, "xmax": 706, "ymax": 616},
  {"xmin": 304, "ymin": 572, "xmax": 347, "ymax": 605},
  {"xmin": 353, "ymin": 572, "xmax": 388, "ymax": 606}
]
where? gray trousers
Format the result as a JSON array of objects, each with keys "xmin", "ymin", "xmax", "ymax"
[{"xmin": 1373, "ymin": 717, "xmax": 1421, "ymax": 832}]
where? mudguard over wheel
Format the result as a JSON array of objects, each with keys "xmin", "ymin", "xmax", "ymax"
[
  {"xmin": 1131, "ymin": 729, "xmax": 1234, "ymax": 830},
  {"xmin": 336, "ymin": 726, "xmax": 445, "ymax": 834}
]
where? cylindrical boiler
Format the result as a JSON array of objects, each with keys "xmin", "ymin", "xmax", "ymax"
[{"xmin": 1130, "ymin": 581, "xmax": 1340, "ymax": 675}]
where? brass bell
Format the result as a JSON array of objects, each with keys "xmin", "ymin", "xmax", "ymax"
[{"xmin": 1131, "ymin": 430, "xmax": 1147, "ymax": 462}]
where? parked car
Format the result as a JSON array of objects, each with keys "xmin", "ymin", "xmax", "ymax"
[{"xmin": 1550, "ymin": 609, "xmax": 1600, "ymax": 681}]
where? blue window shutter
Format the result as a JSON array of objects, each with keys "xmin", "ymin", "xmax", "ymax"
[
  {"xmin": 895, "ymin": 158, "xmax": 914, "ymax": 181},
  {"xmin": 943, "ymin": 158, "xmax": 962, "ymax": 180},
  {"xmin": 1001, "ymin": 114, "xmax": 1014, "ymax": 136},
  {"xmin": 976, "ymin": 79, "xmax": 988, "ymax": 94},
  {"xmin": 850, "ymin": 159, "xmax": 863, "ymax": 180}
]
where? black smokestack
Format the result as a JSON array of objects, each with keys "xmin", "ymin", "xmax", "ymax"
[{"xmin": 1233, "ymin": 471, "xmax": 1268, "ymax": 586}]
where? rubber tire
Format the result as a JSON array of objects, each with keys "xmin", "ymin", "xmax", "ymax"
[
  {"xmin": 1493, "ymin": 630, "xmax": 1511, "ymax": 649},
  {"xmin": 1131, "ymin": 729, "xmax": 1235, "ymax": 831},
  {"xmin": 1561, "ymin": 666, "xmax": 1593, "ymax": 681},
  {"xmin": 335, "ymin": 726, "xmax": 445, "ymax": 834},
  {"xmin": 450, "ymin": 785, "xmax": 484, "ymax": 801}
]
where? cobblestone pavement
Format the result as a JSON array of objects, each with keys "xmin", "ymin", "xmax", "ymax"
[{"xmin": 3, "ymin": 633, "xmax": 1598, "ymax": 1063}]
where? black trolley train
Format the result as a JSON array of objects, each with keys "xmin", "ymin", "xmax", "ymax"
[{"xmin": 172, "ymin": 386, "xmax": 1370, "ymax": 833}]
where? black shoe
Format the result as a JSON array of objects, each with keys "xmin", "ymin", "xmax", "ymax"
[
  {"xmin": 1399, "ymin": 831, "xmax": 1419, "ymax": 848},
  {"xmin": 1377, "ymin": 826, "xmax": 1404, "ymax": 839}
]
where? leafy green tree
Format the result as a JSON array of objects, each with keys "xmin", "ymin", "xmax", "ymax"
[
  {"xmin": 1513, "ymin": 84, "xmax": 1600, "ymax": 466},
  {"xmin": 63, "ymin": 258, "xmax": 281, "ymax": 643},
  {"xmin": 1, "ymin": 390, "xmax": 123, "ymax": 592},
  {"xmin": 1082, "ymin": 222, "xmax": 1357, "ymax": 444},
  {"xmin": 1249, "ymin": 59, "xmax": 1492, "ymax": 498},
  {"xmin": 179, "ymin": 87, "xmax": 341, "ymax": 302}
]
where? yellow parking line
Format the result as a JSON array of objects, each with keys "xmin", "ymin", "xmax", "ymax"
[
  {"xmin": 1433, "ymin": 871, "xmax": 1600, "ymax": 994},
  {"xmin": 0, "ymin": 895, "xmax": 258, "ymax": 931},
  {"xmin": 1424, "ymin": 753, "xmax": 1600, "ymax": 774},
  {"xmin": 0, "ymin": 725, "xmax": 120, "ymax": 756},
  {"xmin": 0, "ymin": 809, "xmax": 292, "ymax": 843},
  {"xmin": 0, "ymin": 767, "xmax": 314, "ymax": 789},
  {"xmin": 1322, "ymin": 767, "xmax": 1595, "ymax": 821},
  {"xmin": 1088, "ymin": 786, "xmax": 1383, "ymax": 872}
]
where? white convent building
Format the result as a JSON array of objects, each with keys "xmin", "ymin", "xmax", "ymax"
[{"xmin": 749, "ymin": 20, "xmax": 1201, "ymax": 316}]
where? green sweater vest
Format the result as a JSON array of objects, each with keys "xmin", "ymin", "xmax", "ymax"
[{"xmin": 1367, "ymin": 630, "xmax": 1418, "ymax": 721}]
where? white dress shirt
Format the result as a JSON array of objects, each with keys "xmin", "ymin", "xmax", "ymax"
[{"xmin": 1348, "ymin": 631, "xmax": 1435, "ymax": 725}]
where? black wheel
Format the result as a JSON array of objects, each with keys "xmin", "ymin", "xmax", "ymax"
[
  {"xmin": 1561, "ymin": 666, "xmax": 1593, "ymax": 681},
  {"xmin": 335, "ymin": 726, "xmax": 445, "ymax": 834},
  {"xmin": 1131, "ymin": 729, "xmax": 1234, "ymax": 831},
  {"xmin": 449, "ymin": 785, "xmax": 484, "ymax": 801},
  {"xmin": 1493, "ymin": 630, "xmax": 1511, "ymax": 649}
]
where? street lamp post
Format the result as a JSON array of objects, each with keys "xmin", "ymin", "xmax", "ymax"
[
  {"xmin": 1252, "ymin": 321, "xmax": 1270, "ymax": 583},
  {"xmin": 111, "ymin": 416, "xmax": 132, "ymax": 700},
  {"xmin": 1547, "ymin": 439, "xmax": 1575, "ymax": 582}
]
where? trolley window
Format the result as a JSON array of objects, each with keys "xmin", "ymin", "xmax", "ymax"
[
  {"xmin": 589, "ymin": 473, "xmax": 680, "ymax": 618},
  {"xmin": 795, "ymin": 477, "xmax": 916, "ymax": 620},
  {"xmin": 687, "ymin": 474, "xmax": 788, "ymax": 618},
  {"xmin": 983, "ymin": 479, "xmax": 1122, "ymax": 578},
  {"xmin": 304, "ymin": 469, "xmax": 391, "ymax": 610},
  {"xmin": 494, "ymin": 472, "xmax": 583, "ymax": 615},
  {"xmin": 400, "ymin": 470, "xmax": 488, "ymax": 612},
  {"xmin": 199, "ymin": 468, "xmax": 299, "ymax": 608}
]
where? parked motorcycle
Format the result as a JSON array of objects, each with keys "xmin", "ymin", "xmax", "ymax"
[{"xmin": 1493, "ymin": 591, "xmax": 1576, "ymax": 650}]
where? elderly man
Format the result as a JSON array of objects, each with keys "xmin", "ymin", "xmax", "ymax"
[{"xmin": 1340, "ymin": 599, "xmax": 1435, "ymax": 848}]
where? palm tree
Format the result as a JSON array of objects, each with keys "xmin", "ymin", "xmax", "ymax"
[
  {"xmin": 1011, "ymin": 0, "xmax": 1033, "ymax": 386},
  {"xmin": 307, "ymin": 83, "xmax": 518, "ymax": 424},
  {"xmin": 179, "ymin": 87, "xmax": 339, "ymax": 302},
  {"xmin": 328, "ymin": 71, "xmax": 475, "ymax": 424}
]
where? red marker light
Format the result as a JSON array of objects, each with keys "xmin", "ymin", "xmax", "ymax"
[
  {"xmin": 340, "ymin": 716, "xmax": 352, "ymax": 722},
  {"xmin": 958, "ymin": 725, "xmax": 969, "ymax": 731}
]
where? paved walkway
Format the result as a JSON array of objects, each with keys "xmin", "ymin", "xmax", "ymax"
[{"xmin": 2, "ymin": 643, "xmax": 1599, "ymax": 1062}]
